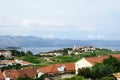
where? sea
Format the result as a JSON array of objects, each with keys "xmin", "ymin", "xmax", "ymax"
[
  {"xmin": 19, "ymin": 46, "xmax": 120, "ymax": 55},
  {"xmin": 20, "ymin": 47, "xmax": 65, "ymax": 54}
]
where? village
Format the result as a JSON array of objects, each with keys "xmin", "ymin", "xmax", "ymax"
[{"xmin": 0, "ymin": 46, "xmax": 120, "ymax": 80}]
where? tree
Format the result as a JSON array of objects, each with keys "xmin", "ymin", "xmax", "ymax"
[
  {"xmin": 0, "ymin": 55, "xmax": 5, "ymax": 60},
  {"xmin": 103, "ymin": 56, "xmax": 120, "ymax": 72},
  {"xmin": 101, "ymin": 77, "xmax": 115, "ymax": 80},
  {"xmin": 78, "ymin": 67, "xmax": 91, "ymax": 78},
  {"xmin": 17, "ymin": 77, "xmax": 34, "ymax": 80},
  {"xmin": 79, "ymin": 63, "xmax": 113, "ymax": 80},
  {"xmin": 61, "ymin": 76, "xmax": 84, "ymax": 80},
  {"xmin": 91, "ymin": 63, "xmax": 113, "ymax": 80},
  {"xmin": 10, "ymin": 49, "xmax": 26, "ymax": 57},
  {"xmin": 26, "ymin": 51, "xmax": 33, "ymax": 56},
  {"xmin": 20, "ymin": 51, "xmax": 26, "ymax": 56}
]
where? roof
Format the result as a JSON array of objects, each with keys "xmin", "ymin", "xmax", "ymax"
[
  {"xmin": 21, "ymin": 61, "xmax": 31, "ymax": 65},
  {"xmin": 4, "ymin": 69, "xmax": 19, "ymax": 79},
  {"xmin": 85, "ymin": 54, "xmax": 120, "ymax": 64},
  {"xmin": 17, "ymin": 68, "xmax": 37, "ymax": 78},
  {"xmin": 38, "ymin": 63, "xmax": 75, "ymax": 74},
  {"xmin": 4, "ymin": 68, "xmax": 37, "ymax": 79},
  {"xmin": 0, "ymin": 69, "xmax": 4, "ymax": 80},
  {"xmin": 0, "ymin": 60, "xmax": 16, "ymax": 65},
  {"xmin": 0, "ymin": 51, "xmax": 11, "ymax": 54},
  {"xmin": 112, "ymin": 72, "xmax": 120, "ymax": 78}
]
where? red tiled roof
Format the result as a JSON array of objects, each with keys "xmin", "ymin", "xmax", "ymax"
[
  {"xmin": 4, "ymin": 68, "xmax": 37, "ymax": 79},
  {"xmin": 0, "ymin": 51, "xmax": 11, "ymax": 54},
  {"xmin": 38, "ymin": 63, "xmax": 75, "ymax": 74},
  {"xmin": 0, "ymin": 60, "xmax": 16, "ymax": 64},
  {"xmin": 4, "ymin": 69, "xmax": 19, "ymax": 79},
  {"xmin": 0, "ymin": 69, "xmax": 4, "ymax": 80},
  {"xmin": 85, "ymin": 54, "xmax": 120, "ymax": 64},
  {"xmin": 17, "ymin": 68, "xmax": 37, "ymax": 78},
  {"xmin": 21, "ymin": 61, "xmax": 31, "ymax": 65}
]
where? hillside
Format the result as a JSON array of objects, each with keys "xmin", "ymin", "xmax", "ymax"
[{"xmin": 0, "ymin": 36, "xmax": 120, "ymax": 48}]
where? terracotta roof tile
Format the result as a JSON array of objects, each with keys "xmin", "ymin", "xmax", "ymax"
[
  {"xmin": 4, "ymin": 69, "xmax": 19, "ymax": 79},
  {"xmin": 0, "ymin": 60, "xmax": 16, "ymax": 65},
  {"xmin": 0, "ymin": 69, "xmax": 4, "ymax": 80},
  {"xmin": 17, "ymin": 68, "xmax": 37, "ymax": 78},
  {"xmin": 4, "ymin": 68, "xmax": 37, "ymax": 79},
  {"xmin": 38, "ymin": 63, "xmax": 75, "ymax": 74},
  {"xmin": 21, "ymin": 61, "xmax": 31, "ymax": 65},
  {"xmin": 85, "ymin": 54, "xmax": 120, "ymax": 64}
]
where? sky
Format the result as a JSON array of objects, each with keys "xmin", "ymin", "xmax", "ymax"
[{"xmin": 0, "ymin": 0, "xmax": 120, "ymax": 40}]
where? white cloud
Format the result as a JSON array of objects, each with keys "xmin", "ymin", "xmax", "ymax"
[
  {"xmin": 87, "ymin": 34, "xmax": 104, "ymax": 39},
  {"xmin": 38, "ymin": 21, "xmax": 63, "ymax": 26},
  {"xmin": 21, "ymin": 19, "xmax": 65, "ymax": 27},
  {"xmin": 21, "ymin": 20, "xmax": 32, "ymax": 27},
  {"xmin": 77, "ymin": 26, "xmax": 96, "ymax": 32},
  {"xmin": 41, "ymin": 34, "xmax": 55, "ymax": 39},
  {"xmin": 0, "ymin": 17, "xmax": 18, "ymax": 26}
]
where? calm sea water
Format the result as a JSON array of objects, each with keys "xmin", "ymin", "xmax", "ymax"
[
  {"xmin": 20, "ymin": 47, "xmax": 65, "ymax": 54},
  {"xmin": 20, "ymin": 46, "xmax": 120, "ymax": 54}
]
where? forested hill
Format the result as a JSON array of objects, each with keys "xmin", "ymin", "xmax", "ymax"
[{"xmin": 0, "ymin": 36, "xmax": 120, "ymax": 48}]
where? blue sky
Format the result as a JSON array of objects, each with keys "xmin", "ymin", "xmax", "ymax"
[{"xmin": 0, "ymin": 0, "xmax": 120, "ymax": 40}]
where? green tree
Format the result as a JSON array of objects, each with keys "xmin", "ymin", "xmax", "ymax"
[
  {"xmin": 26, "ymin": 51, "xmax": 33, "ymax": 56},
  {"xmin": 101, "ymin": 77, "xmax": 115, "ymax": 80},
  {"xmin": 20, "ymin": 51, "xmax": 26, "ymax": 56},
  {"xmin": 79, "ymin": 63, "xmax": 113, "ymax": 80},
  {"xmin": 78, "ymin": 67, "xmax": 91, "ymax": 78},
  {"xmin": 0, "ymin": 55, "xmax": 5, "ymax": 60},
  {"xmin": 10, "ymin": 49, "xmax": 26, "ymax": 57},
  {"xmin": 103, "ymin": 56, "xmax": 120, "ymax": 72},
  {"xmin": 17, "ymin": 77, "xmax": 34, "ymax": 80},
  {"xmin": 61, "ymin": 76, "xmax": 84, "ymax": 80},
  {"xmin": 91, "ymin": 63, "xmax": 113, "ymax": 80}
]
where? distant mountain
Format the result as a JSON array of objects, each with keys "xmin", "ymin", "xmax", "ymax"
[{"xmin": 0, "ymin": 36, "xmax": 120, "ymax": 48}]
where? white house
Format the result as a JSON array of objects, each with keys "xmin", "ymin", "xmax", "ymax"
[
  {"xmin": 0, "ymin": 51, "xmax": 12, "ymax": 58},
  {"xmin": 75, "ymin": 54, "xmax": 120, "ymax": 74},
  {"xmin": 75, "ymin": 58, "xmax": 93, "ymax": 74}
]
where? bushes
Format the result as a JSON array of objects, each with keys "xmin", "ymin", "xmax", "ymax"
[
  {"xmin": 22, "ymin": 56, "xmax": 40, "ymax": 64},
  {"xmin": 101, "ymin": 77, "xmax": 115, "ymax": 80},
  {"xmin": 1, "ymin": 64, "xmax": 21, "ymax": 71},
  {"xmin": 61, "ymin": 76, "xmax": 84, "ymax": 80},
  {"xmin": 79, "ymin": 56, "xmax": 120, "ymax": 80},
  {"xmin": 17, "ymin": 77, "xmax": 34, "ymax": 80}
]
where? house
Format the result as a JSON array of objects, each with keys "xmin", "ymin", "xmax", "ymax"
[
  {"xmin": 0, "ymin": 60, "xmax": 32, "ymax": 67},
  {"xmin": 3, "ymin": 69, "xmax": 19, "ymax": 80},
  {"xmin": 3, "ymin": 68, "xmax": 37, "ymax": 80},
  {"xmin": 20, "ymin": 61, "xmax": 32, "ymax": 66},
  {"xmin": 81, "ymin": 46, "xmax": 95, "ymax": 52},
  {"xmin": 15, "ymin": 59, "xmax": 32, "ymax": 66},
  {"xmin": 0, "ymin": 69, "xmax": 4, "ymax": 80},
  {"xmin": 37, "ymin": 63, "xmax": 75, "ymax": 77},
  {"xmin": 0, "ymin": 60, "xmax": 16, "ymax": 67},
  {"xmin": 0, "ymin": 51, "xmax": 12, "ymax": 58},
  {"xmin": 75, "ymin": 54, "xmax": 120, "ymax": 74},
  {"xmin": 110, "ymin": 72, "xmax": 120, "ymax": 80}
]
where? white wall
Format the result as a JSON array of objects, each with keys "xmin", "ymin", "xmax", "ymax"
[
  {"xmin": 37, "ymin": 72, "xmax": 44, "ymax": 78},
  {"xmin": 75, "ymin": 58, "xmax": 93, "ymax": 74}
]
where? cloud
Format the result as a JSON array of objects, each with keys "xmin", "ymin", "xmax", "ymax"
[
  {"xmin": 21, "ymin": 20, "xmax": 32, "ymax": 26},
  {"xmin": 0, "ymin": 17, "xmax": 18, "ymax": 26},
  {"xmin": 41, "ymin": 34, "xmax": 55, "ymax": 39},
  {"xmin": 87, "ymin": 34, "xmax": 104, "ymax": 39},
  {"xmin": 77, "ymin": 26, "xmax": 96, "ymax": 32}
]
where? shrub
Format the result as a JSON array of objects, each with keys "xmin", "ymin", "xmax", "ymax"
[
  {"xmin": 101, "ymin": 77, "xmax": 115, "ymax": 80},
  {"xmin": 22, "ymin": 56, "xmax": 40, "ymax": 64},
  {"xmin": 61, "ymin": 76, "xmax": 84, "ymax": 80}
]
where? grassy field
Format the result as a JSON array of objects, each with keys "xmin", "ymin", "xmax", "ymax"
[{"xmin": 16, "ymin": 48, "xmax": 120, "ymax": 68}]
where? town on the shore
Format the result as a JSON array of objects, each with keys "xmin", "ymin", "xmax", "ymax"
[{"xmin": 0, "ymin": 46, "xmax": 120, "ymax": 80}]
